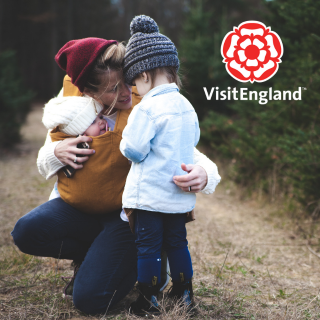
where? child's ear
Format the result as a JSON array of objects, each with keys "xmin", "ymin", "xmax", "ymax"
[{"xmin": 142, "ymin": 72, "xmax": 149, "ymax": 83}]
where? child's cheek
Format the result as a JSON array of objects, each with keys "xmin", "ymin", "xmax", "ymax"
[{"xmin": 84, "ymin": 125, "xmax": 95, "ymax": 137}]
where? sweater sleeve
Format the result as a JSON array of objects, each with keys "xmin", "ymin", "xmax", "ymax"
[
  {"xmin": 37, "ymin": 130, "xmax": 65, "ymax": 180},
  {"xmin": 193, "ymin": 147, "xmax": 221, "ymax": 194}
]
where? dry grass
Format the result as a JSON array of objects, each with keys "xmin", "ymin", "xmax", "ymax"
[
  {"xmin": 187, "ymin": 190, "xmax": 320, "ymax": 319},
  {"xmin": 1, "ymin": 106, "xmax": 320, "ymax": 319}
]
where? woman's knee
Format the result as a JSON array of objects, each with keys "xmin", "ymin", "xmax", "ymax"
[
  {"xmin": 11, "ymin": 205, "xmax": 45, "ymax": 254},
  {"xmin": 11, "ymin": 214, "xmax": 35, "ymax": 253},
  {"xmin": 12, "ymin": 200, "xmax": 61, "ymax": 253}
]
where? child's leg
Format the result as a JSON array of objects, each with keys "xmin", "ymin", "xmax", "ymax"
[
  {"xmin": 130, "ymin": 209, "xmax": 163, "ymax": 315},
  {"xmin": 134, "ymin": 209, "xmax": 163, "ymax": 285},
  {"xmin": 163, "ymin": 213, "xmax": 193, "ymax": 282},
  {"xmin": 163, "ymin": 214, "xmax": 194, "ymax": 309}
]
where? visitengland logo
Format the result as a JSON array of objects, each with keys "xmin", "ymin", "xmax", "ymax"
[
  {"xmin": 221, "ymin": 21, "xmax": 283, "ymax": 83},
  {"xmin": 203, "ymin": 21, "xmax": 304, "ymax": 104}
]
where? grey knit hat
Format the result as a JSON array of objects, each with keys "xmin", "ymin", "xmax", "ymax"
[{"xmin": 123, "ymin": 15, "xmax": 179, "ymax": 85}]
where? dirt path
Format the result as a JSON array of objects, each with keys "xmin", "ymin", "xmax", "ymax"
[
  {"xmin": 0, "ymin": 105, "xmax": 55, "ymax": 247},
  {"xmin": 1, "ymin": 106, "xmax": 319, "ymax": 319},
  {"xmin": 190, "ymin": 192, "xmax": 320, "ymax": 319}
]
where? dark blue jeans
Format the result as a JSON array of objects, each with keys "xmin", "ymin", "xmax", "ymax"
[
  {"xmin": 11, "ymin": 198, "xmax": 137, "ymax": 315},
  {"xmin": 134, "ymin": 209, "xmax": 193, "ymax": 285}
]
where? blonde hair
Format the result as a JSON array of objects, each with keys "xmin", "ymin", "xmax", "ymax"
[
  {"xmin": 84, "ymin": 43, "xmax": 126, "ymax": 114},
  {"xmin": 136, "ymin": 66, "xmax": 182, "ymax": 90}
]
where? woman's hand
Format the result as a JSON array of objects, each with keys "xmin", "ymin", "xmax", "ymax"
[
  {"xmin": 54, "ymin": 136, "xmax": 95, "ymax": 169},
  {"xmin": 173, "ymin": 163, "xmax": 208, "ymax": 193}
]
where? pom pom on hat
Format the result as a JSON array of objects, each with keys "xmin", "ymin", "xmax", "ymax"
[
  {"xmin": 55, "ymin": 38, "xmax": 117, "ymax": 93},
  {"xmin": 130, "ymin": 15, "xmax": 159, "ymax": 36},
  {"xmin": 42, "ymin": 96, "xmax": 104, "ymax": 136}
]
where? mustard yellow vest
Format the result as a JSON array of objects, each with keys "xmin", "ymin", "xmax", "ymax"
[{"xmin": 50, "ymin": 75, "xmax": 142, "ymax": 215}]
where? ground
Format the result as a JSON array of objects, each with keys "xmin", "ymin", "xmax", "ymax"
[{"xmin": 0, "ymin": 106, "xmax": 320, "ymax": 319}]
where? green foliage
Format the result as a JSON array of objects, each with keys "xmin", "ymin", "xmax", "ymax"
[
  {"xmin": 279, "ymin": 129, "xmax": 320, "ymax": 216},
  {"xmin": 194, "ymin": 0, "xmax": 320, "ymax": 215},
  {"xmin": 0, "ymin": 50, "xmax": 34, "ymax": 148},
  {"xmin": 179, "ymin": 0, "xmax": 246, "ymax": 119},
  {"xmin": 277, "ymin": 289, "xmax": 288, "ymax": 299}
]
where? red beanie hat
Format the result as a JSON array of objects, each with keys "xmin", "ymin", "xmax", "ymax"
[{"xmin": 55, "ymin": 38, "xmax": 118, "ymax": 93}]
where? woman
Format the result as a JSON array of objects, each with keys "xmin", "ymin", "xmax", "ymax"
[{"xmin": 11, "ymin": 37, "xmax": 221, "ymax": 315}]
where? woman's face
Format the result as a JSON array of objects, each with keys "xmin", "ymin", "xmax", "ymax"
[{"xmin": 87, "ymin": 70, "xmax": 132, "ymax": 112}]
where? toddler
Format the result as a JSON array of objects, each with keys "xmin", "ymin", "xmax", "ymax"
[{"xmin": 120, "ymin": 15, "xmax": 199, "ymax": 316}]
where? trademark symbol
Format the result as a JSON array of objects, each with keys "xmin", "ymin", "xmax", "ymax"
[{"xmin": 303, "ymin": 87, "xmax": 307, "ymax": 90}]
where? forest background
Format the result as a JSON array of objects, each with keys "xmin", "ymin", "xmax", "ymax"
[{"xmin": 0, "ymin": 0, "xmax": 319, "ymax": 218}]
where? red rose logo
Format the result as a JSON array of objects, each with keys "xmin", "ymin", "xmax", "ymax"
[{"xmin": 221, "ymin": 21, "xmax": 283, "ymax": 83}]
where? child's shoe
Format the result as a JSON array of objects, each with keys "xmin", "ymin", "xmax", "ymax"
[
  {"xmin": 129, "ymin": 281, "xmax": 161, "ymax": 317},
  {"xmin": 167, "ymin": 274, "xmax": 195, "ymax": 313}
]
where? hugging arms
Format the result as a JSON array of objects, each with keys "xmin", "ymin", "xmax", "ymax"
[{"xmin": 11, "ymin": 38, "xmax": 221, "ymax": 315}]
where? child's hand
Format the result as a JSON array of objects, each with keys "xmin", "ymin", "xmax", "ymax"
[{"xmin": 173, "ymin": 163, "xmax": 208, "ymax": 193}]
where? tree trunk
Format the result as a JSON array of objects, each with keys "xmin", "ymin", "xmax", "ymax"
[
  {"xmin": 51, "ymin": 0, "xmax": 58, "ymax": 94},
  {"xmin": 0, "ymin": 0, "xmax": 3, "ymax": 52},
  {"xmin": 125, "ymin": 0, "xmax": 137, "ymax": 40},
  {"xmin": 67, "ymin": 0, "xmax": 74, "ymax": 40}
]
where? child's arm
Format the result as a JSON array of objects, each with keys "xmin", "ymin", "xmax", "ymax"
[{"xmin": 120, "ymin": 107, "xmax": 156, "ymax": 163}]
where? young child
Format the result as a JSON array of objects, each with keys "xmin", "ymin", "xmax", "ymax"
[
  {"xmin": 41, "ymin": 95, "xmax": 129, "ymax": 215},
  {"xmin": 120, "ymin": 15, "xmax": 200, "ymax": 316},
  {"xmin": 43, "ymin": 96, "xmax": 108, "ymax": 138}
]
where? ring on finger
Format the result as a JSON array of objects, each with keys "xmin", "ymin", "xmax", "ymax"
[
  {"xmin": 189, "ymin": 186, "xmax": 192, "ymax": 192},
  {"xmin": 74, "ymin": 156, "xmax": 77, "ymax": 163}
]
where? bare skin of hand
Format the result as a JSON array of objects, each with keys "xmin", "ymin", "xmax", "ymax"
[
  {"xmin": 173, "ymin": 163, "xmax": 208, "ymax": 193},
  {"xmin": 54, "ymin": 136, "xmax": 95, "ymax": 169}
]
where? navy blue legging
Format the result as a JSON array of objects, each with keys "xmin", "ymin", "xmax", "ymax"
[
  {"xmin": 11, "ymin": 198, "xmax": 137, "ymax": 315},
  {"xmin": 134, "ymin": 209, "xmax": 193, "ymax": 285}
]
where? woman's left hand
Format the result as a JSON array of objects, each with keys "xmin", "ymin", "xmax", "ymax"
[{"xmin": 173, "ymin": 163, "xmax": 208, "ymax": 193}]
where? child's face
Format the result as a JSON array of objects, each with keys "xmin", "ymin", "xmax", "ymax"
[
  {"xmin": 133, "ymin": 72, "xmax": 152, "ymax": 97},
  {"xmin": 84, "ymin": 113, "xmax": 108, "ymax": 136}
]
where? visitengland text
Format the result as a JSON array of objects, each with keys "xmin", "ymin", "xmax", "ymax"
[{"xmin": 203, "ymin": 87, "xmax": 304, "ymax": 105}]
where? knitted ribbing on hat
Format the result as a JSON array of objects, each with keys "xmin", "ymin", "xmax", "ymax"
[
  {"xmin": 123, "ymin": 15, "xmax": 179, "ymax": 85},
  {"xmin": 42, "ymin": 96, "xmax": 104, "ymax": 136},
  {"xmin": 55, "ymin": 38, "xmax": 118, "ymax": 93}
]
